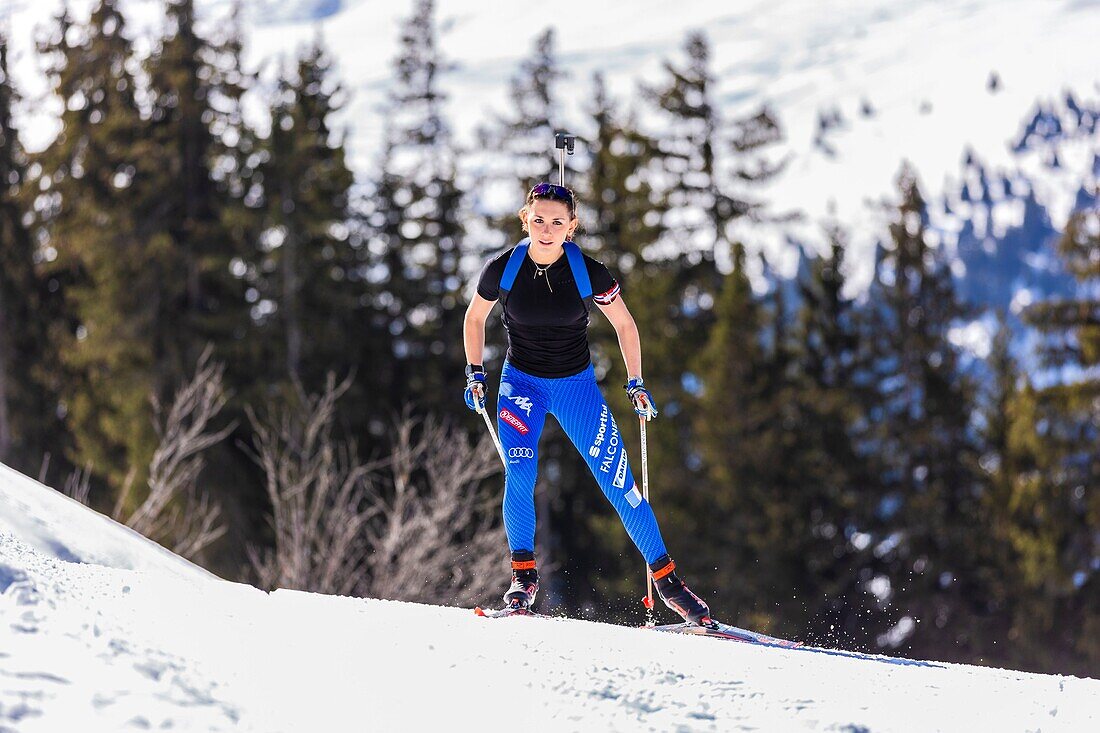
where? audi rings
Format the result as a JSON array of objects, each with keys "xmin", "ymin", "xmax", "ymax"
[{"xmin": 508, "ymin": 447, "xmax": 534, "ymax": 459}]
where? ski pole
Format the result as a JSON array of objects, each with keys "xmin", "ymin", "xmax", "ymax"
[
  {"xmin": 479, "ymin": 404, "xmax": 507, "ymax": 468},
  {"xmin": 640, "ymin": 415, "xmax": 655, "ymax": 624}
]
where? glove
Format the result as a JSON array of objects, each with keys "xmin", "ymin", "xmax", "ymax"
[
  {"xmin": 624, "ymin": 377, "xmax": 658, "ymax": 420},
  {"xmin": 464, "ymin": 364, "xmax": 487, "ymax": 412}
]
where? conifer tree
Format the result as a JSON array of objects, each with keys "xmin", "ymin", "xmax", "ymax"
[
  {"xmin": 641, "ymin": 31, "xmax": 782, "ymax": 489},
  {"xmin": 369, "ymin": 0, "xmax": 466, "ymax": 408},
  {"xmin": 1002, "ymin": 207, "xmax": 1100, "ymax": 673},
  {"xmin": 691, "ymin": 243, "xmax": 775, "ymax": 611},
  {"xmin": 785, "ymin": 229, "xmax": 884, "ymax": 645},
  {"xmin": 143, "ymin": 0, "xmax": 255, "ymax": 381},
  {"xmin": 643, "ymin": 31, "xmax": 782, "ymax": 270},
  {"xmin": 456, "ymin": 28, "xmax": 572, "ymax": 603},
  {"xmin": 0, "ymin": 36, "xmax": 60, "ymax": 474},
  {"xmin": 35, "ymin": 0, "xmax": 168, "ymax": 493},
  {"xmin": 860, "ymin": 168, "xmax": 985, "ymax": 660},
  {"xmin": 475, "ymin": 28, "xmax": 566, "ymax": 246},
  {"xmin": 253, "ymin": 42, "xmax": 357, "ymax": 393}
]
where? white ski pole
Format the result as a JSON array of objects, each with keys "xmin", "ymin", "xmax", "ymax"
[
  {"xmin": 640, "ymin": 415, "xmax": 655, "ymax": 623},
  {"xmin": 479, "ymin": 404, "xmax": 507, "ymax": 468}
]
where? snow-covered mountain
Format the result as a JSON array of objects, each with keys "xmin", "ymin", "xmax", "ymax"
[
  {"xmin": 1, "ymin": 461, "xmax": 1097, "ymax": 731},
  {"xmin": 6, "ymin": 1, "xmax": 1099, "ymax": 287}
]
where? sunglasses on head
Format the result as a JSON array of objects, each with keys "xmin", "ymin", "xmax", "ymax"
[{"xmin": 529, "ymin": 182, "xmax": 574, "ymax": 205}]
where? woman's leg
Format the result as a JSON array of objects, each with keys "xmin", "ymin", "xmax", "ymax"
[
  {"xmin": 497, "ymin": 363, "xmax": 549, "ymax": 554},
  {"xmin": 549, "ymin": 368, "xmax": 669, "ymax": 564}
]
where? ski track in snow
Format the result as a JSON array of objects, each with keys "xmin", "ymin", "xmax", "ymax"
[{"xmin": 1, "ymin": 527, "xmax": 1098, "ymax": 732}]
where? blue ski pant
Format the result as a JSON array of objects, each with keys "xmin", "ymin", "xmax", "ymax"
[{"xmin": 496, "ymin": 361, "xmax": 668, "ymax": 564}]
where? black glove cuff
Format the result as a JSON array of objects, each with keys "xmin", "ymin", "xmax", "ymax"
[{"xmin": 465, "ymin": 363, "xmax": 485, "ymax": 377}]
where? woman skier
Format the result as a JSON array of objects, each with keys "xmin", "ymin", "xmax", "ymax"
[{"xmin": 462, "ymin": 181, "xmax": 711, "ymax": 625}]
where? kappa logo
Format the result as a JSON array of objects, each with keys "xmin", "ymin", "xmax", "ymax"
[
  {"xmin": 508, "ymin": 447, "xmax": 534, "ymax": 459},
  {"xmin": 499, "ymin": 408, "xmax": 530, "ymax": 435},
  {"xmin": 508, "ymin": 395, "xmax": 534, "ymax": 416}
]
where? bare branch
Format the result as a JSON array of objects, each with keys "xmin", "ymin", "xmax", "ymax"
[
  {"xmin": 124, "ymin": 345, "xmax": 233, "ymax": 560},
  {"xmin": 360, "ymin": 410, "xmax": 507, "ymax": 607},
  {"xmin": 62, "ymin": 463, "xmax": 92, "ymax": 506},
  {"xmin": 245, "ymin": 372, "xmax": 377, "ymax": 595},
  {"xmin": 247, "ymin": 384, "xmax": 508, "ymax": 607}
]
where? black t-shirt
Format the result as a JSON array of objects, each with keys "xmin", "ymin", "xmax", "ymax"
[{"xmin": 476, "ymin": 245, "xmax": 621, "ymax": 378}]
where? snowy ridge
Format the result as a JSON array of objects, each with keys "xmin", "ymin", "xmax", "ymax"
[
  {"xmin": 0, "ymin": 462, "xmax": 214, "ymax": 582},
  {"xmin": 1, "ymin": 463, "xmax": 1098, "ymax": 731}
]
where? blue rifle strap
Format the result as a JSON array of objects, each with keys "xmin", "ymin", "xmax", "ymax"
[
  {"xmin": 499, "ymin": 238, "xmax": 530, "ymax": 299},
  {"xmin": 563, "ymin": 241, "xmax": 592, "ymax": 300}
]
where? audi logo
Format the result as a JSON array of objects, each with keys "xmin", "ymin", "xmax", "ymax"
[{"xmin": 508, "ymin": 448, "xmax": 534, "ymax": 459}]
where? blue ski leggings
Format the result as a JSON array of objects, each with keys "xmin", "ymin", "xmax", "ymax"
[{"xmin": 496, "ymin": 360, "xmax": 669, "ymax": 564}]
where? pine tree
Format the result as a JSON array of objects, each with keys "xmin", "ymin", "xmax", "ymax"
[
  {"xmin": 462, "ymin": 27, "xmax": 571, "ymax": 599},
  {"xmin": 253, "ymin": 42, "xmax": 357, "ymax": 393},
  {"xmin": 474, "ymin": 28, "xmax": 567, "ymax": 246},
  {"xmin": 693, "ymin": 242, "xmax": 777, "ymax": 622},
  {"xmin": 368, "ymin": 0, "xmax": 466, "ymax": 409},
  {"xmin": 643, "ymin": 31, "xmax": 782, "ymax": 270},
  {"xmin": 0, "ymin": 35, "xmax": 61, "ymax": 474},
  {"xmin": 641, "ymin": 30, "xmax": 783, "ymax": 482},
  {"xmin": 143, "ymin": 0, "xmax": 254, "ymax": 381},
  {"xmin": 860, "ymin": 167, "xmax": 985, "ymax": 661},
  {"xmin": 35, "ymin": 0, "xmax": 168, "ymax": 494},
  {"xmin": 1002, "ymin": 206, "xmax": 1100, "ymax": 674},
  {"xmin": 781, "ymin": 228, "xmax": 885, "ymax": 645}
]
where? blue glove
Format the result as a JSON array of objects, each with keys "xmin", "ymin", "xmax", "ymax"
[
  {"xmin": 624, "ymin": 377, "xmax": 658, "ymax": 420},
  {"xmin": 464, "ymin": 364, "xmax": 487, "ymax": 412}
]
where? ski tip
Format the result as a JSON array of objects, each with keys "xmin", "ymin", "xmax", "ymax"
[{"xmin": 474, "ymin": 606, "xmax": 486, "ymax": 617}]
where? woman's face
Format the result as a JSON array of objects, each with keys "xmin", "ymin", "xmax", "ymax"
[{"xmin": 524, "ymin": 199, "xmax": 576, "ymax": 251}]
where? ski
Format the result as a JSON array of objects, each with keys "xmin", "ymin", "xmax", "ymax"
[
  {"xmin": 475, "ymin": 605, "xmax": 800, "ymax": 648},
  {"xmin": 473, "ymin": 605, "xmax": 551, "ymax": 620},
  {"xmin": 647, "ymin": 619, "xmax": 802, "ymax": 648}
]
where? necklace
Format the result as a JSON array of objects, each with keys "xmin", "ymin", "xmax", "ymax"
[{"xmin": 533, "ymin": 261, "xmax": 554, "ymax": 293}]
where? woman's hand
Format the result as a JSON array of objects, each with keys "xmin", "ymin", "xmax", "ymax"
[
  {"xmin": 625, "ymin": 377, "xmax": 658, "ymax": 420},
  {"xmin": 464, "ymin": 365, "xmax": 487, "ymax": 412}
]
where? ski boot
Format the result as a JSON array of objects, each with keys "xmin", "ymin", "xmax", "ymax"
[
  {"xmin": 650, "ymin": 555, "xmax": 711, "ymax": 625},
  {"xmin": 503, "ymin": 550, "xmax": 539, "ymax": 610}
]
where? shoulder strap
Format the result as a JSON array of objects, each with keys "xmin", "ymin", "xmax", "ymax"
[
  {"xmin": 563, "ymin": 241, "xmax": 592, "ymax": 300},
  {"xmin": 499, "ymin": 239, "xmax": 592, "ymax": 302},
  {"xmin": 499, "ymin": 239, "xmax": 530, "ymax": 301}
]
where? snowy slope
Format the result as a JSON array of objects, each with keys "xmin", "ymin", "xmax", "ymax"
[
  {"xmin": 0, "ymin": 462, "xmax": 214, "ymax": 582},
  {"xmin": 5, "ymin": 0, "xmax": 1099, "ymax": 288},
  {"xmin": 1, "ymin": 463, "xmax": 1098, "ymax": 731}
]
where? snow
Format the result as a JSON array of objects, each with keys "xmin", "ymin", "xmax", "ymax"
[
  {"xmin": 0, "ymin": 462, "xmax": 213, "ymax": 582},
  {"xmin": 2, "ymin": 461, "xmax": 1099, "ymax": 731}
]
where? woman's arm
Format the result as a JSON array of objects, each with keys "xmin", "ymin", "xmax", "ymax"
[
  {"xmin": 463, "ymin": 293, "xmax": 497, "ymax": 366},
  {"xmin": 596, "ymin": 296, "xmax": 642, "ymax": 378}
]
